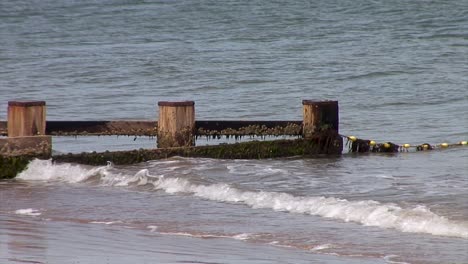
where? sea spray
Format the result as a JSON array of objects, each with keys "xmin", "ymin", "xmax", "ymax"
[{"xmin": 17, "ymin": 159, "xmax": 105, "ymax": 183}]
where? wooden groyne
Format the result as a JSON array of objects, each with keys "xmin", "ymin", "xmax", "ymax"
[
  {"xmin": 53, "ymin": 138, "xmax": 338, "ymax": 166},
  {"xmin": 0, "ymin": 120, "xmax": 303, "ymax": 137},
  {"xmin": 0, "ymin": 100, "xmax": 342, "ymax": 179},
  {"xmin": 0, "ymin": 101, "xmax": 51, "ymax": 179}
]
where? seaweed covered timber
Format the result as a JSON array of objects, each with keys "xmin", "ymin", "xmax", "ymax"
[
  {"xmin": 1, "ymin": 100, "xmax": 342, "ymax": 178},
  {"xmin": 0, "ymin": 155, "xmax": 34, "ymax": 179},
  {"xmin": 53, "ymin": 133, "xmax": 342, "ymax": 166}
]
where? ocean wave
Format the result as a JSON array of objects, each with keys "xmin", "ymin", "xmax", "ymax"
[
  {"xmin": 153, "ymin": 177, "xmax": 468, "ymax": 239},
  {"xmin": 17, "ymin": 159, "xmax": 468, "ymax": 239},
  {"xmin": 17, "ymin": 159, "xmax": 104, "ymax": 183},
  {"xmin": 15, "ymin": 208, "xmax": 42, "ymax": 216},
  {"xmin": 151, "ymin": 229, "xmax": 254, "ymax": 241}
]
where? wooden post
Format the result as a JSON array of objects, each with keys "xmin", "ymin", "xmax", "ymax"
[
  {"xmin": 157, "ymin": 101, "xmax": 195, "ymax": 148},
  {"xmin": 302, "ymin": 100, "xmax": 339, "ymax": 138},
  {"xmin": 8, "ymin": 101, "xmax": 46, "ymax": 137},
  {"xmin": 2, "ymin": 101, "xmax": 51, "ymax": 178}
]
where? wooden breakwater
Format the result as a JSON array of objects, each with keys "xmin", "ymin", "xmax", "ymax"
[
  {"xmin": 0, "ymin": 100, "xmax": 342, "ymax": 179},
  {"xmin": 0, "ymin": 101, "xmax": 51, "ymax": 179}
]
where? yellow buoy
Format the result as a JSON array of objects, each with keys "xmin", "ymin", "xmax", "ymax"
[
  {"xmin": 422, "ymin": 144, "xmax": 429, "ymax": 149},
  {"xmin": 383, "ymin": 143, "xmax": 390, "ymax": 148},
  {"xmin": 440, "ymin": 143, "xmax": 449, "ymax": 148},
  {"xmin": 460, "ymin": 141, "xmax": 467, "ymax": 145},
  {"xmin": 403, "ymin": 143, "xmax": 411, "ymax": 148},
  {"xmin": 370, "ymin": 140, "xmax": 376, "ymax": 146},
  {"xmin": 348, "ymin": 136, "xmax": 357, "ymax": 142}
]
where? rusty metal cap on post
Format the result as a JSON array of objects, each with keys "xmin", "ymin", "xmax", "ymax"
[
  {"xmin": 158, "ymin": 101, "xmax": 195, "ymax": 107},
  {"xmin": 8, "ymin": 101, "xmax": 46, "ymax": 107},
  {"xmin": 302, "ymin": 100, "xmax": 338, "ymax": 105}
]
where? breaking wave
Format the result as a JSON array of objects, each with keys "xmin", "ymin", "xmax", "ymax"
[
  {"xmin": 15, "ymin": 208, "xmax": 42, "ymax": 216},
  {"xmin": 17, "ymin": 159, "xmax": 468, "ymax": 239}
]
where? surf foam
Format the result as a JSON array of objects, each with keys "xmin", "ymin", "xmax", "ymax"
[
  {"xmin": 17, "ymin": 159, "xmax": 468, "ymax": 239},
  {"xmin": 152, "ymin": 177, "xmax": 468, "ymax": 238},
  {"xmin": 17, "ymin": 159, "xmax": 105, "ymax": 183},
  {"xmin": 15, "ymin": 208, "xmax": 42, "ymax": 216},
  {"xmin": 16, "ymin": 159, "xmax": 149, "ymax": 186}
]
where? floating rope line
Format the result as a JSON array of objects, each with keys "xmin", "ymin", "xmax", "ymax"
[{"xmin": 342, "ymin": 135, "xmax": 467, "ymax": 153}]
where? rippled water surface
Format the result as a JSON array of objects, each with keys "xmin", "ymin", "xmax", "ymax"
[{"xmin": 1, "ymin": 0, "xmax": 467, "ymax": 263}]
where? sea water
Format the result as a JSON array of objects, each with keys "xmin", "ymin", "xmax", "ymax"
[{"xmin": 1, "ymin": 0, "xmax": 467, "ymax": 263}]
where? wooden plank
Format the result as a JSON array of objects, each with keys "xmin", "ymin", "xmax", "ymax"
[
  {"xmin": 46, "ymin": 121, "xmax": 157, "ymax": 136},
  {"xmin": 0, "ymin": 120, "xmax": 303, "ymax": 136}
]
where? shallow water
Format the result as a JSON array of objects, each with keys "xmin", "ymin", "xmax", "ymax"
[
  {"xmin": 1, "ymin": 0, "xmax": 468, "ymax": 263},
  {"xmin": 1, "ymin": 152, "xmax": 467, "ymax": 264}
]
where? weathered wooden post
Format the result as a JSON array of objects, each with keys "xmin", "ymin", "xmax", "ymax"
[
  {"xmin": 157, "ymin": 101, "xmax": 195, "ymax": 148},
  {"xmin": 302, "ymin": 100, "xmax": 339, "ymax": 137},
  {"xmin": 1, "ymin": 101, "xmax": 51, "ymax": 179},
  {"xmin": 302, "ymin": 100, "xmax": 341, "ymax": 154},
  {"xmin": 8, "ymin": 101, "xmax": 46, "ymax": 137}
]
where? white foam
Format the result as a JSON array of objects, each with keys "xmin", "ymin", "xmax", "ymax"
[
  {"xmin": 147, "ymin": 225, "xmax": 158, "ymax": 232},
  {"xmin": 232, "ymin": 233, "xmax": 252, "ymax": 240},
  {"xmin": 151, "ymin": 177, "xmax": 468, "ymax": 239},
  {"xmin": 376, "ymin": 174, "xmax": 396, "ymax": 180},
  {"xmin": 383, "ymin": 255, "xmax": 411, "ymax": 264},
  {"xmin": 17, "ymin": 160, "xmax": 468, "ymax": 239},
  {"xmin": 227, "ymin": 164, "xmax": 287, "ymax": 176},
  {"xmin": 101, "ymin": 169, "xmax": 150, "ymax": 187},
  {"xmin": 310, "ymin": 243, "xmax": 333, "ymax": 251},
  {"xmin": 17, "ymin": 159, "xmax": 106, "ymax": 183},
  {"xmin": 157, "ymin": 231, "xmax": 252, "ymax": 241},
  {"xmin": 158, "ymin": 232, "xmax": 225, "ymax": 239},
  {"xmin": 90, "ymin": 221, "xmax": 117, "ymax": 225},
  {"xmin": 267, "ymin": 241, "xmax": 293, "ymax": 248},
  {"xmin": 15, "ymin": 208, "xmax": 42, "ymax": 216},
  {"xmin": 17, "ymin": 159, "xmax": 151, "ymax": 187}
]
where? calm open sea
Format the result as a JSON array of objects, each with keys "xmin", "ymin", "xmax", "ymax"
[{"xmin": 1, "ymin": 0, "xmax": 467, "ymax": 263}]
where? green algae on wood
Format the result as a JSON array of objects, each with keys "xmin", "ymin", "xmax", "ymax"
[
  {"xmin": 0, "ymin": 155, "xmax": 31, "ymax": 179},
  {"xmin": 53, "ymin": 133, "xmax": 343, "ymax": 166},
  {"xmin": 0, "ymin": 135, "xmax": 52, "ymax": 179}
]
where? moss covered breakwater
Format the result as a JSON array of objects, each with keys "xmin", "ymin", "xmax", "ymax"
[
  {"xmin": 0, "ymin": 135, "xmax": 52, "ymax": 179},
  {"xmin": 0, "ymin": 155, "xmax": 35, "ymax": 179},
  {"xmin": 1, "ymin": 99, "xmax": 342, "ymax": 178},
  {"xmin": 0, "ymin": 133, "xmax": 342, "ymax": 179},
  {"xmin": 53, "ymin": 135, "xmax": 342, "ymax": 166}
]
